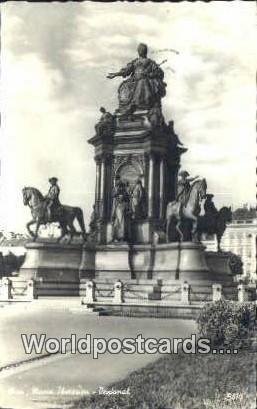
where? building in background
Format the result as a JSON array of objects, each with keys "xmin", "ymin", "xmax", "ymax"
[
  {"xmin": 0, "ymin": 227, "xmax": 61, "ymax": 277},
  {"xmin": 0, "ymin": 230, "xmax": 27, "ymax": 277},
  {"xmin": 203, "ymin": 204, "xmax": 257, "ymax": 279}
]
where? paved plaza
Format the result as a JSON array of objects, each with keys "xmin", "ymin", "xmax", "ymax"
[{"xmin": 0, "ymin": 301, "xmax": 196, "ymax": 408}]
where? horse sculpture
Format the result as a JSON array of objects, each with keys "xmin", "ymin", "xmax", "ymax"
[
  {"xmin": 197, "ymin": 206, "xmax": 232, "ymax": 252},
  {"xmin": 166, "ymin": 178, "xmax": 207, "ymax": 242},
  {"xmin": 22, "ymin": 187, "xmax": 87, "ymax": 243}
]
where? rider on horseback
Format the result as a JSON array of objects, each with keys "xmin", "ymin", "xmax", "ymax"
[
  {"xmin": 203, "ymin": 193, "xmax": 218, "ymax": 231},
  {"xmin": 204, "ymin": 194, "xmax": 218, "ymax": 216},
  {"xmin": 45, "ymin": 177, "xmax": 61, "ymax": 221},
  {"xmin": 176, "ymin": 170, "xmax": 199, "ymax": 207}
]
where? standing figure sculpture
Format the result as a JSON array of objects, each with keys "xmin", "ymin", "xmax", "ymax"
[
  {"xmin": 88, "ymin": 204, "xmax": 98, "ymax": 241},
  {"xmin": 107, "ymin": 43, "xmax": 166, "ymax": 115},
  {"xmin": 45, "ymin": 177, "xmax": 61, "ymax": 221},
  {"xmin": 131, "ymin": 179, "xmax": 147, "ymax": 219},
  {"xmin": 111, "ymin": 179, "xmax": 131, "ymax": 242},
  {"xmin": 147, "ymin": 102, "xmax": 165, "ymax": 128}
]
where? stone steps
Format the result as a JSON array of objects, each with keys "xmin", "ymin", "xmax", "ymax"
[{"xmin": 85, "ymin": 301, "xmax": 203, "ymax": 319}]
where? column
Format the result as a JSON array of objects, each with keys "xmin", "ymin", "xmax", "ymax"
[
  {"xmin": 173, "ymin": 167, "xmax": 179, "ymax": 201},
  {"xmin": 99, "ymin": 158, "xmax": 106, "ymax": 218},
  {"xmin": 159, "ymin": 159, "xmax": 164, "ymax": 219},
  {"xmin": 95, "ymin": 159, "xmax": 101, "ymax": 217},
  {"xmin": 251, "ymin": 232, "xmax": 256, "ymax": 277},
  {"xmin": 148, "ymin": 154, "xmax": 154, "ymax": 218},
  {"xmin": 95, "ymin": 160, "xmax": 101, "ymax": 201}
]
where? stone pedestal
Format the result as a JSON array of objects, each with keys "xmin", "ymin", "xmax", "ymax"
[
  {"xmin": 205, "ymin": 251, "xmax": 238, "ymax": 277},
  {"xmin": 81, "ymin": 244, "xmax": 132, "ymax": 281},
  {"xmin": 20, "ymin": 241, "xmax": 237, "ymax": 287},
  {"xmin": 17, "ymin": 240, "xmax": 237, "ymax": 300},
  {"xmin": 79, "ymin": 244, "xmax": 96, "ymax": 279},
  {"xmin": 19, "ymin": 241, "xmax": 83, "ymax": 282},
  {"xmin": 80, "ymin": 242, "xmax": 233, "ymax": 283},
  {"xmin": 178, "ymin": 242, "xmax": 210, "ymax": 281}
]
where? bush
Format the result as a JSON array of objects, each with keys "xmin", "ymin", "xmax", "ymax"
[{"xmin": 197, "ymin": 299, "xmax": 256, "ymax": 349}]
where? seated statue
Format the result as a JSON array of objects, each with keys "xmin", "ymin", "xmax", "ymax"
[
  {"xmin": 107, "ymin": 43, "xmax": 166, "ymax": 115},
  {"xmin": 95, "ymin": 107, "xmax": 115, "ymax": 137},
  {"xmin": 147, "ymin": 102, "xmax": 165, "ymax": 128}
]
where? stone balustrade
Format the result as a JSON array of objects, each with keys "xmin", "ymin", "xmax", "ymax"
[
  {"xmin": 81, "ymin": 280, "xmax": 253, "ymax": 305},
  {"xmin": 82, "ymin": 280, "xmax": 96, "ymax": 304},
  {"xmin": 0, "ymin": 277, "xmax": 36, "ymax": 301},
  {"xmin": 212, "ymin": 283, "xmax": 222, "ymax": 301},
  {"xmin": 113, "ymin": 280, "xmax": 124, "ymax": 304},
  {"xmin": 181, "ymin": 282, "xmax": 190, "ymax": 305},
  {"xmin": 26, "ymin": 279, "xmax": 36, "ymax": 300},
  {"xmin": 0, "ymin": 277, "xmax": 12, "ymax": 300}
]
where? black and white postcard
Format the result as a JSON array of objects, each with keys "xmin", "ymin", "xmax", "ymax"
[{"xmin": 0, "ymin": 2, "xmax": 256, "ymax": 409}]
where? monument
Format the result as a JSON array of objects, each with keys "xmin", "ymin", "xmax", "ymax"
[
  {"xmin": 79, "ymin": 43, "xmax": 238, "ymax": 286},
  {"xmin": 19, "ymin": 43, "xmax": 243, "ymax": 308},
  {"xmin": 89, "ymin": 43, "xmax": 186, "ymax": 245}
]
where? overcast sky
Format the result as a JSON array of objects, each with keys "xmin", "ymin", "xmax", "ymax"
[{"xmin": 0, "ymin": 1, "xmax": 256, "ymax": 233}]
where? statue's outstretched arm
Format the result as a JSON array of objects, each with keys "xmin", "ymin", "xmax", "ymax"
[
  {"xmin": 107, "ymin": 72, "xmax": 121, "ymax": 79},
  {"xmin": 107, "ymin": 61, "xmax": 134, "ymax": 79}
]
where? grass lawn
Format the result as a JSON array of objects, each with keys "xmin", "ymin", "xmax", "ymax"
[{"xmin": 71, "ymin": 350, "xmax": 256, "ymax": 409}]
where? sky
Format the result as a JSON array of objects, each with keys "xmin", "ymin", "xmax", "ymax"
[{"xmin": 0, "ymin": 1, "xmax": 256, "ymax": 233}]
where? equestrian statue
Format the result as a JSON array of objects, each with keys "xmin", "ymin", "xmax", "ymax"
[
  {"xmin": 197, "ymin": 194, "xmax": 232, "ymax": 251},
  {"xmin": 22, "ymin": 177, "xmax": 87, "ymax": 243},
  {"xmin": 166, "ymin": 170, "xmax": 207, "ymax": 242}
]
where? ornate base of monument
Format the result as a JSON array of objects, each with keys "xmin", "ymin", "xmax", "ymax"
[
  {"xmin": 80, "ymin": 243, "xmax": 133, "ymax": 280},
  {"xmin": 20, "ymin": 241, "xmax": 237, "ymax": 282},
  {"xmin": 80, "ymin": 242, "xmax": 236, "ymax": 284},
  {"xmin": 18, "ymin": 241, "xmax": 239, "ymax": 301},
  {"xmin": 19, "ymin": 241, "xmax": 84, "ymax": 282}
]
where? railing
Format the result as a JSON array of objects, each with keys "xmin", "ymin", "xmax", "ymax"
[
  {"xmin": 81, "ymin": 280, "xmax": 255, "ymax": 305},
  {"xmin": 0, "ymin": 277, "xmax": 255, "ymax": 304},
  {"xmin": 0, "ymin": 277, "xmax": 36, "ymax": 301}
]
